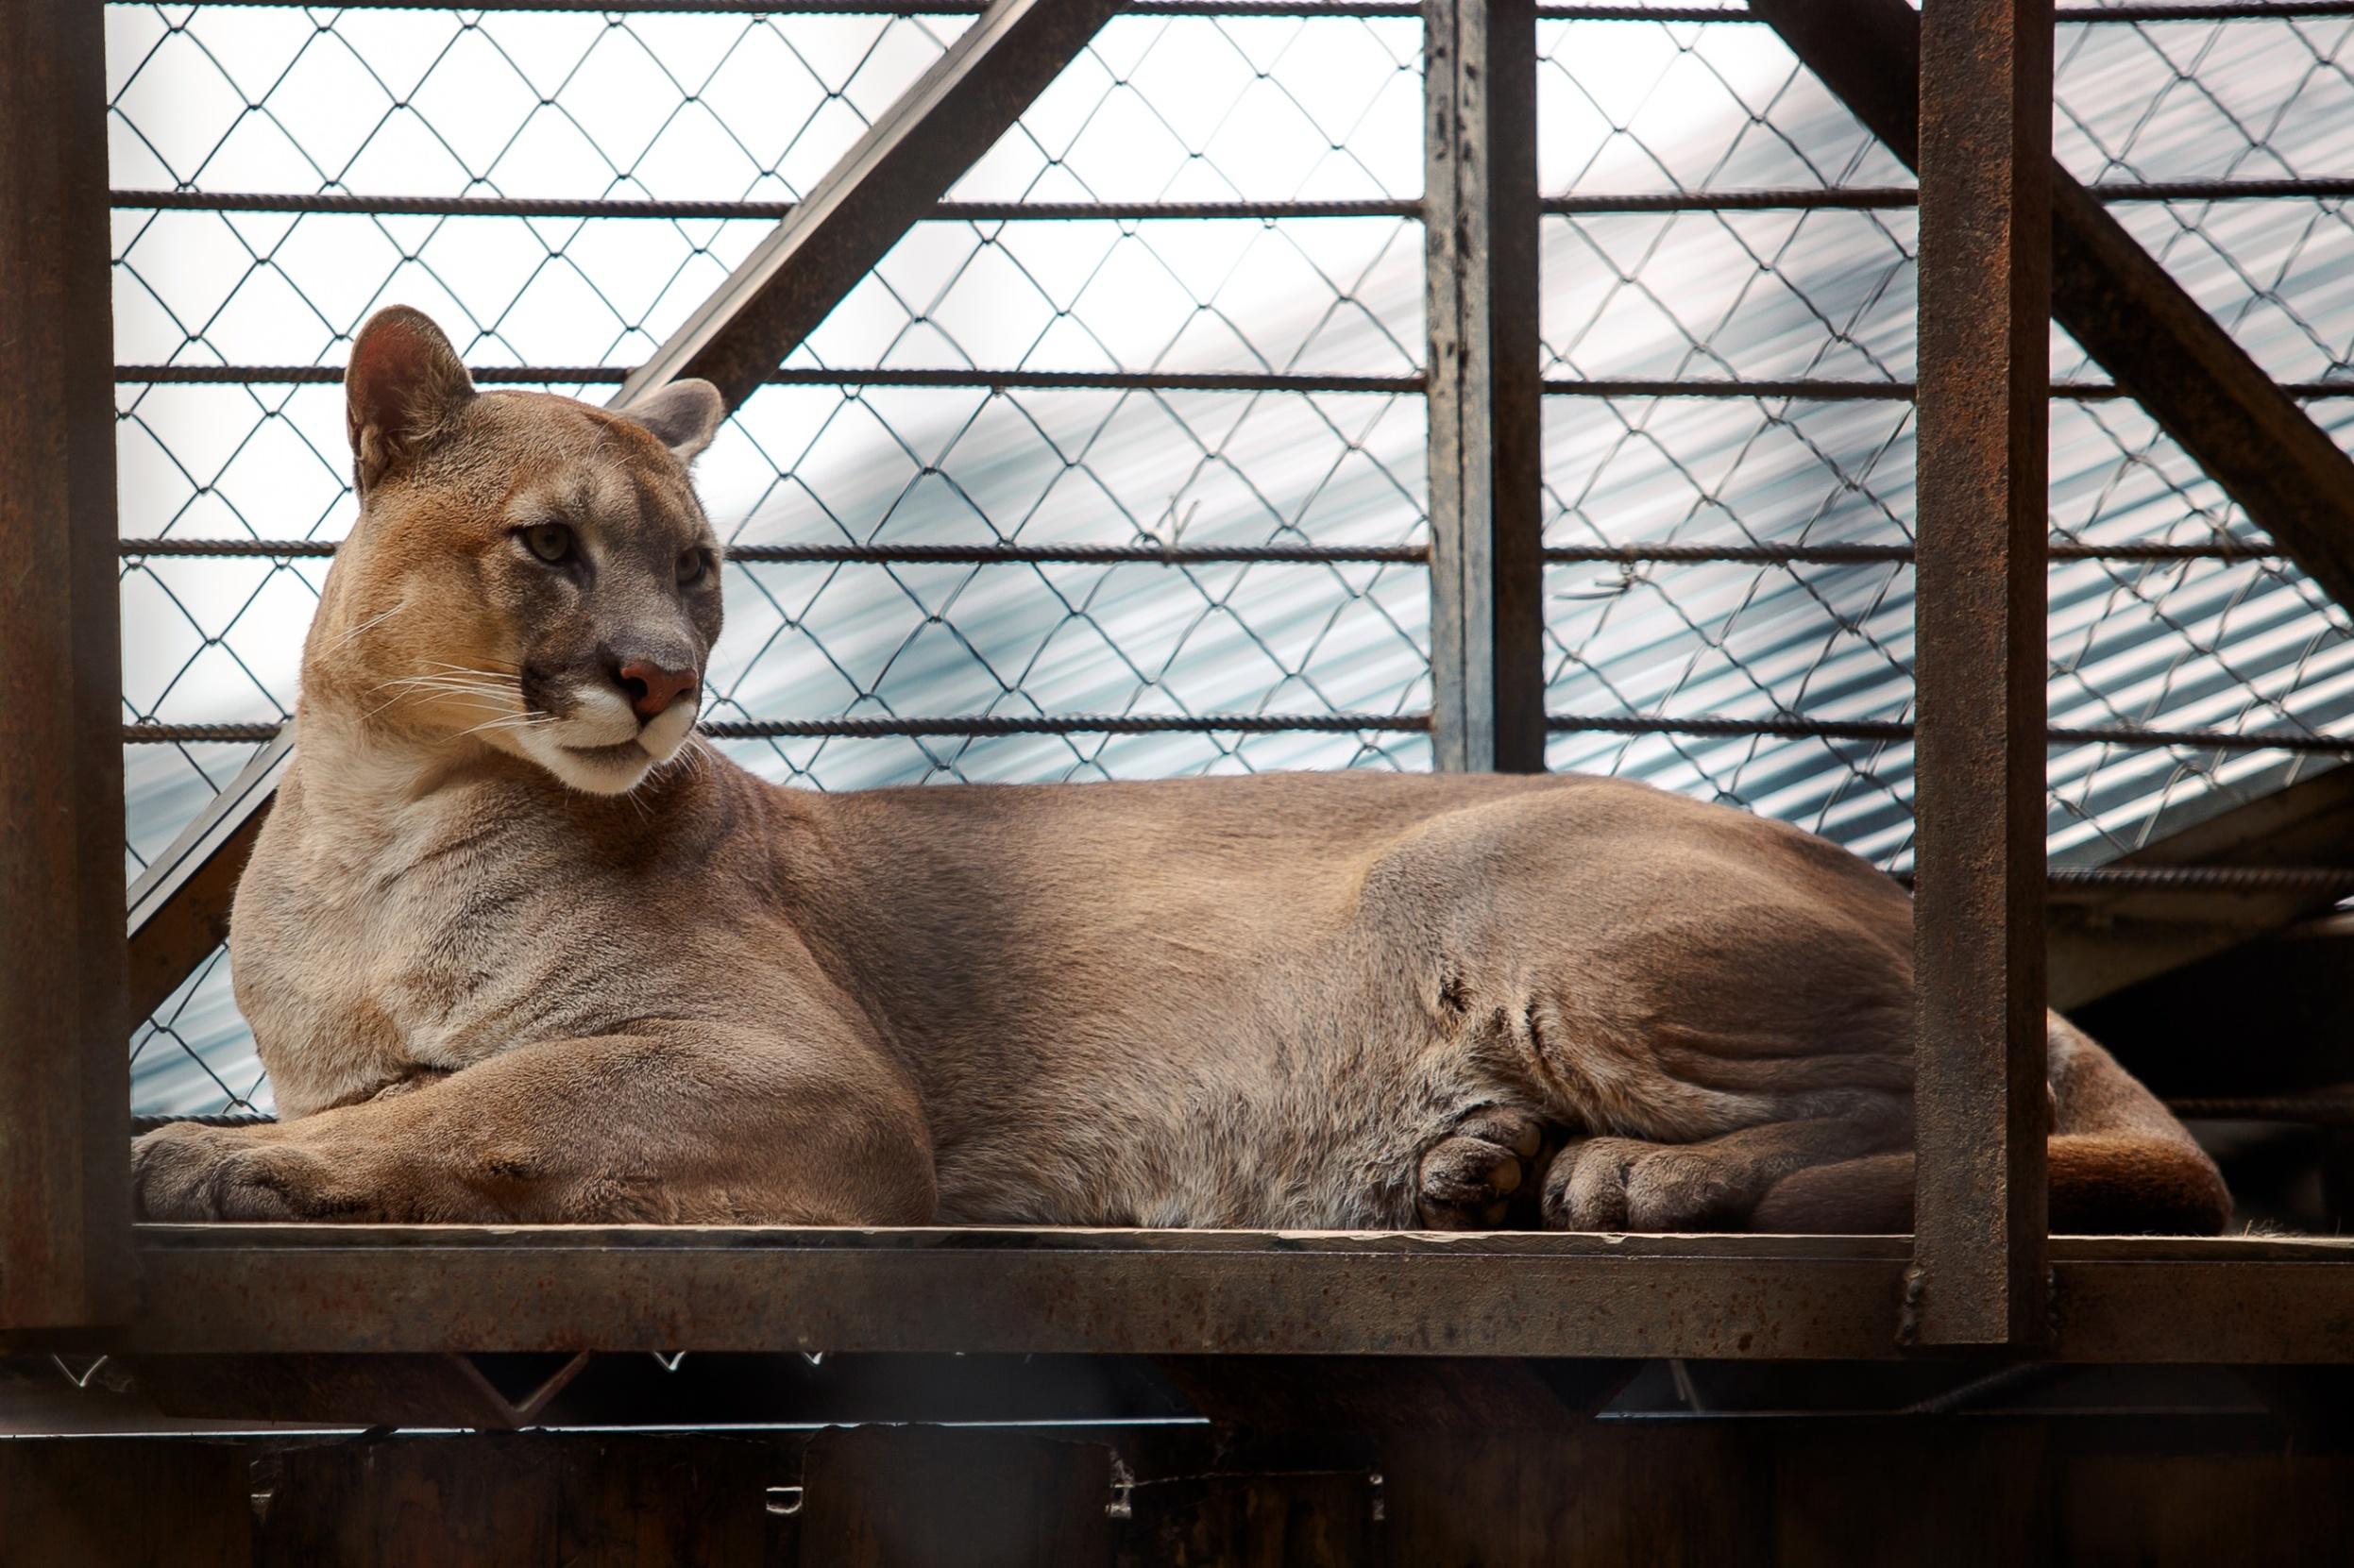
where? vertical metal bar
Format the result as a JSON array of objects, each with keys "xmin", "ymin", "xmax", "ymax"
[
  {"xmin": 0, "ymin": 0, "xmax": 133, "ymax": 1328},
  {"xmin": 1910, "ymin": 0, "xmax": 2054, "ymax": 1346},
  {"xmin": 1425, "ymin": 0, "xmax": 1544, "ymax": 773}
]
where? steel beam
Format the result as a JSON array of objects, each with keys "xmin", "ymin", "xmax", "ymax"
[
  {"xmin": 23, "ymin": 1227, "xmax": 2353, "ymax": 1364},
  {"xmin": 2047, "ymin": 767, "xmax": 2354, "ymax": 1009},
  {"xmin": 1425, "ymin": 0, "xmax": 1545, "ymax": 772},
  {"xmin": 1908, "ymin": 0, "xmax": 2055, "ymax": 1347},
  {"xmin": 0, "ymin": 0, "xmax": 132, "ymax": 1330},
  {"xmin": 123, "ymin": 0, "xmax": 1126, "ymax": 1017},
  {"xmin": 123, "ymin": 736, "xmax": 291, "ymax": 1023},
  {"xmin": 1750, "ymin": 0, "xmax": 2354, "ymax": 616}
]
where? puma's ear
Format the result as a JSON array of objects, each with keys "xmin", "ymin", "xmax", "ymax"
[
  {"xmin": 620, "ymin": 379, "xmax": 725, "ymax": 464},
  {"xmin": 345, "ymin": 306, "xmax": 475, "ymax": 493}
]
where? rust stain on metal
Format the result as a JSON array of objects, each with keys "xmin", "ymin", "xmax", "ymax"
[
  {"xmin": 1, "ymin": 0, "xmax": 133, "ymax": 1333},
  {"xmin": 1908, "ymin": 0, "xmax": 2055, "ymax": 1346}
]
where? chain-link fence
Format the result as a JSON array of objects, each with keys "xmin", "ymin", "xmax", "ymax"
[
  {"xmin": 1536, "ymin": 5, "xmax": 2354, "ymax": 879},
  {"xmin": 114, "ymin": 2, "xmax": 1432, "ymax": 1112},
  {"xmin": 113, "ymin": 2, "xmax": 2354, "ymax": 1114}
]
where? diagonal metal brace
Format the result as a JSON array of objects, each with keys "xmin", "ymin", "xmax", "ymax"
[
  {"xmin": 619, "ymin": 0, "xmax": 1126, "ymax": 410},
  {"xmin": 1751, "ymin": 0, "xmax": 2354, "ymax": 615}
]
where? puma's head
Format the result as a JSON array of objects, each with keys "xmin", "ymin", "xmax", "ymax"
[{"xmin": 303, "ymin": 306, "xmax": 727, "ymax": 795}]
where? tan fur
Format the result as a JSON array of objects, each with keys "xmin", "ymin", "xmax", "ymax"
[{"xmin": 130, "ymin": 308, "xmax": 2230, "ymax": 1235}]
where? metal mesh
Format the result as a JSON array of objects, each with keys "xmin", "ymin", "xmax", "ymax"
[
  {"xmin": 113, "ymin": 3, "xmax": 2354, "ymax": 1112},
  {"xmin": 1536, "ymin": 8, "xmax": 2354, "ymax": 879},
  {"xmin": 2048, "ymin": 11, "xmax": 2354, "ymax": 859},
  {"xmin": 110, "ymin": 5, "xmax": 1429, "ymax": 1112}
]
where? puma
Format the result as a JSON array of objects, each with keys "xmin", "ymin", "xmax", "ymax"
[{"xmin": 130, "ymin": 306, "xmax": 2230, "ymax": 1236}]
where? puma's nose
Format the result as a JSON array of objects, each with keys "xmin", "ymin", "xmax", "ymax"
[{"xmin": 616, "ymin": 658, "xmax": 698, "ymax": 718}]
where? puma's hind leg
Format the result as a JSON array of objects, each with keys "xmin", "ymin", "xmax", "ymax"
[
  {"xmin": 1747, "ymin": 1020, "xmax": 2231, "ymax": 1235},
  {"xmin": 1541, "ymin": 1116, "xmax": 1904, "ymax": 1232}
]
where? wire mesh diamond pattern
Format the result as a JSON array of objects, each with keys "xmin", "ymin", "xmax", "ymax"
[
  {"xmin": 110, "ymin": 7, "xmax": 1431, "ymax": 1112},
  {"xmin": 1537, "ymin": 9, "xmax": 2354, "ymax": 882},
  {"xmin": 110, "ymin": 4, "xmax": 2354, "ymax": 1114},
  {"xmin": 2039, "ymin": 13, "xmax": 2354, "ymax": 858}
]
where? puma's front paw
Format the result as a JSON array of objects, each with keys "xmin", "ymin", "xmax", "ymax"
[
  {"xmin": 132, "ymin": 1122, "xmax": 374, "ymax": 1221},
  {"xmin": 1416, "ymin": 1104, "xmax": 1548, "ymax": 1228}
]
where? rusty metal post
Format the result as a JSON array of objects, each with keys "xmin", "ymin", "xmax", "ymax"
[
  {"xmin": 1909, "ymin": 0, "xmax": 2053, "ymax": 1345},
  {"xmin": 1425, "ymin": 0, "xmax": 1544, "ymax": 773},
  {"xmin": 0, "ymin": 0, "xmax": 133, "ymax": 1329}
]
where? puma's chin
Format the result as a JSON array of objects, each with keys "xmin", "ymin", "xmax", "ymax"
[
  {"xmin": 545, "ymin": 736, "xmax": 661, "ymax": 795},
  {"xmin": 501, "ymin": 687, "xmax": 700, "ymax": 794},
  {"xmin": 513, "ymin": 717, "xmax": 686, "ymax": 795}
]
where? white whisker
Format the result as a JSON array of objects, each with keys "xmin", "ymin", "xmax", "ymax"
[
  {"xmin": 455, "ymin": 712, "xmax": 553, "ymax": 738},
  {"xmin": 360, "ymin": 669, "xmax": 527, "ymax": 727},
  {"xmin": 320, "ymin": 601, "xmax": 406, "ymax": 655}
]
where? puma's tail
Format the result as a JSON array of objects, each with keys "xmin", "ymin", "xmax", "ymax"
[{"xmin": 1749, "ymin": 1016, "xmax": 2230, "ymax": 1235}]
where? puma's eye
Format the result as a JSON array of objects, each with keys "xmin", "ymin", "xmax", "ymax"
[
  {"xmin": 524, "ymin": 523, "xmax": 573, "ymax": 564},
  {"xmin": 676, "ymin": 548, "xmax": 708, "ymax": 586}
]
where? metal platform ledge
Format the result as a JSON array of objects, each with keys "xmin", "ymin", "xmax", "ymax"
[{"xmin": 33, "ymin": 1226, "xmax": 2353, "ymax": 1364}]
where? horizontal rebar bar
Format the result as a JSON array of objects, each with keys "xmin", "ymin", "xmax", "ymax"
[
  {"xmin": 119, "ymin": 365, "xmax": 628, "ymax": 385},
  {"xmin": 1545, "ymin": 189, "xmax": 1919, "ymax": 213},
  {"xmin": 113, "ymin": 365, "xmax": 1423, "ymax": 393},
  {"xmin": 1542, "ymin": 178, "xmax": 2354, "ymax": 213},
  {"xmin": 2168, "ymin": 1091, "xmax": 2354, "ymax": 1123},
  {"xmin": 1893, "ymin": 865, "xmax": 2354, "ymax": 891},
  {"xmin": 704, "ymin": 714, "xmax": 1428, "ymax": 736},
  {"xmin": 2045, "ymin": 865, "xmax": 2354, "ymax": 892},
  {"xmin": 1545, "ymin": 541, "xmax": 2289, "ymax": 563},
  {"xmin": 96, "ymin": 2, "xmax": 2354, "ymax": 20},
  {"xmin": 121, "ymin": 540, "xmax": 1429, "ymax": 565},
  {"xmin": 118, "ymin": 538, "xmax": 1424, "ymax": 564},
  {"xmin": 1546, "ymin": 714, "xmax": 2354, "ymax": 754},
  {"xmin": 1562, "ymin": 2, "xmax": 2354, "ymax": 17},
  {"xmin": 101, "ymin": 1, "xmax": 1432, "ymax": 13},
  {"xmin": 1541, "ymin": 378, "xmax": 2354, "ymax": 400},
  {"xmin": 111, "ymin": 191, "xmax": 1424, "ymax": 221},
  {"xmin": 2080, "ymin": 177, "xmax": 2354, "ymax": 202},
  {"xmin": 114, "ymin": 537, "xmax": 2290, "ymax": 565},
  {"xmin": 2048, "ymin": 3, "xmax": 2354, "ymax": 19},
  {"xmin": 121, "ymin": 714, "xmax": 2354, "ymax": 751},
  {"xmin": 721, "ymin": 541, "xmax": 1433, "ymax": 565},
  {"xmin": 120, "ymin": 366, "xmax": 2354, "ymax": 399},
  {"xmin": 1549, "ymin": 714, "xmax": 1904, "ymax": 743},
  {"xmin": 120, "ymin": 714, "xmax": 1433, "ymax": 744},
  {"xmin": 111, "ymin": 178, "xmax": 2354, "ymax": 224}
]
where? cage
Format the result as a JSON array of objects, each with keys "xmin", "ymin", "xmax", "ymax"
[{"xmin": 12, "ymin": 0, "xmax": 2354, "ymax": 1558}]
